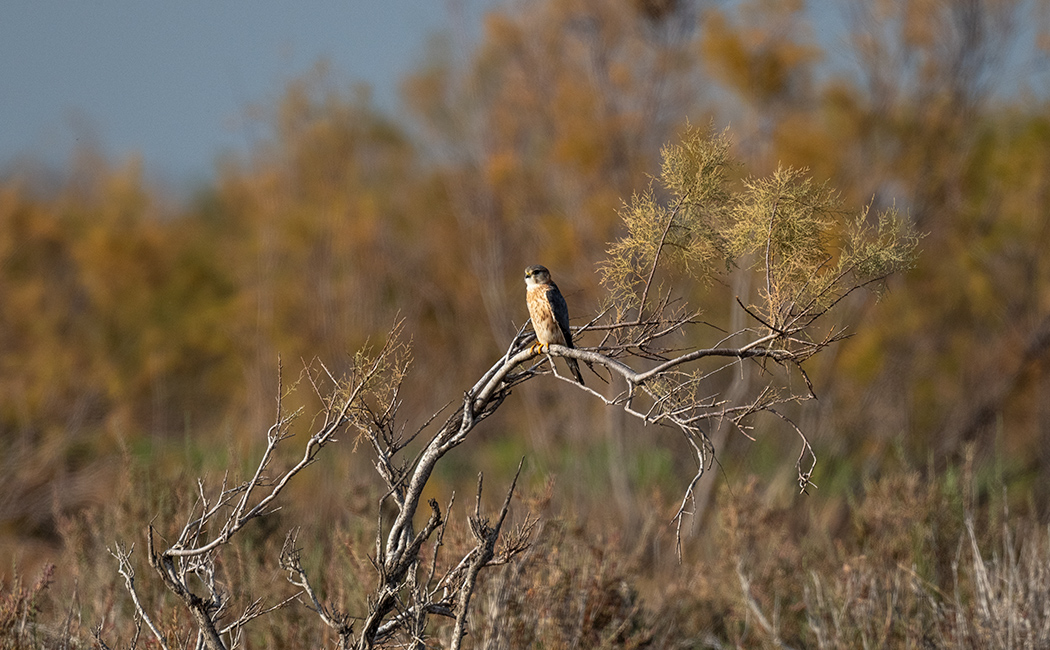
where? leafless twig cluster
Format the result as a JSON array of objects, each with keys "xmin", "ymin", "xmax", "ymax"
[
  {"xmin": 101, "ymin": 323, "xmax": 541, "ymax": 649},
  {"xmin": 101, "ymin": 128, "xmax": 915, "ymax": 648}
]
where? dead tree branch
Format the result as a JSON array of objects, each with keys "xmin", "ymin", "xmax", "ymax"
[{"xmin": 105, "ymin": 128, "xmax": 915, "ymax": 648}]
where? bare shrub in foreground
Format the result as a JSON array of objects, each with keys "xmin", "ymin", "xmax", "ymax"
[{"xmin": 98, "ymin": 127, "xmax": 916, "ymax": 649}]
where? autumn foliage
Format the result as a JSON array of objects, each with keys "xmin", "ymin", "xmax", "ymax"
[{"xmin": 3, "ymin": 0, "xmax": 1050, "ymax": 647}]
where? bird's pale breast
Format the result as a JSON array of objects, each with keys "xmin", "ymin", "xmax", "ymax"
[{"xmin": 527, "ymin": 285, "xmax": 567, "ymax": 346}]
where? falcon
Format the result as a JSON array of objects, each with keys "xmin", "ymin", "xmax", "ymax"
[{"xmin": 524, "ymin": 265, "xmax": 585, "ymax": 385}]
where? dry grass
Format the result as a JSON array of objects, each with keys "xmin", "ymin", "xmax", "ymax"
[{"xmin": 1, "ymin": 444, "xmax": 1047, "ymax": 649}]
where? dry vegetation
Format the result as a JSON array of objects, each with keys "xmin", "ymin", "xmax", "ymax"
[
  {"xmin": 3, "ymin": 0, "xmax": 1050, "ymax": 647},
  {"xmin": 6, "ymin": 452, "xmax": 1050, "ymax": 649}
]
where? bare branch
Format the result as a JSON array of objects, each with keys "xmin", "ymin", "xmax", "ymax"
[
  {"xmin": 449, "ymin": 460, "xmax": 525, "ymax": 650},
  {"xmin": 103, "ymin": 126, "xmax": 914, "ymax": 649},
  {"xmin": 109, "ymin": 543, "xmax": 168, "ymax": 650},
  {"xmin": 279, "ymin": 529, "xmax": 354, "ymax": 647}
]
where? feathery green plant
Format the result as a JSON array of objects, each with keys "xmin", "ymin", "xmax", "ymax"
[{"xmin": 601, "ymin": 125, "xmax": 920, "ymax": 329}]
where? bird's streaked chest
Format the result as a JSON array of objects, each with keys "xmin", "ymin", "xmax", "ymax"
[{"xmin": 526, "ymin": 284, "xmax": 566, "ymax": 345}]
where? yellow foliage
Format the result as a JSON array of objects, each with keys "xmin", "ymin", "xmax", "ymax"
[
  {"xmin": 2, "ymin": 0, "xmax": 1050, "ymax": 606},
  {"xmin": 700, "ymin": 2, "xmax": 820, "ymax": 108}
]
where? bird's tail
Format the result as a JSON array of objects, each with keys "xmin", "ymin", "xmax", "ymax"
[{"xmin": 567, "ymin": 358, "xmax": 585, "ymax": 385}]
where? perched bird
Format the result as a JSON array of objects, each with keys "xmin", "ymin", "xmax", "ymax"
[{"xmin": 524, "ymin": 264, "xmax": 585, "ymax": 385}]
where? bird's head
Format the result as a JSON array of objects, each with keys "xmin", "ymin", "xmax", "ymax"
[{"xmin": 524, "ymin": 265, "xmax": 551, "ymax": 287}]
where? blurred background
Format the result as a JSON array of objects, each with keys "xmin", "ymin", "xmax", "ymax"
[{"xmin": 3, "ymin": 0, "xmax": 1050, "ymax": 645}]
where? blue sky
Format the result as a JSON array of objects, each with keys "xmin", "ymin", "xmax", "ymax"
[
  {"xmin": 3, "ymin": 1, "xmax": 1044, "ymax": 190},
  {"xmin": 0, "ymin": 1, "xmax": 482, "ymax": 186}
]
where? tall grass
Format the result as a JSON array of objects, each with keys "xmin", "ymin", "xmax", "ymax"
[{"xmin": 2, "ymin": 444, "xmax": 1046, "ymax": 649}]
